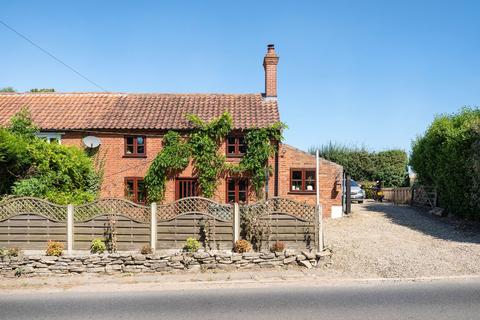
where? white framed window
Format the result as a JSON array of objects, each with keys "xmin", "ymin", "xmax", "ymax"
[{"xmin": 36, "ymin": 132, "xmax": 63, "ymax": 145}]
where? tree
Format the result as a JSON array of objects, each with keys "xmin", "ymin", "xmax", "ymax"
[
  {"xmin": 410, "ymin": 107, "xmax": 480, "ymax": 219},
  {"xmin": 0, "ymin": 87, "xmax": 16, "ymax": 92},
  {"xmin": 309, "ymin": 142, "xmax": 408, "ymax": 187},
  {"xmin": 30, "ymin": 88, "xmax": 55, "ymax": 93}
]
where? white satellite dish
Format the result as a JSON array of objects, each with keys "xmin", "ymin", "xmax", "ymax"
[{"xmin": 82, "ymin": 136, "xmax": 101, "ymax": 148}]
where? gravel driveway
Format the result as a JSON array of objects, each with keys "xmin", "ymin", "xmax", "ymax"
[{"xmin": 322, "ymin": 201, "xmax": 480, "ymax": 278}]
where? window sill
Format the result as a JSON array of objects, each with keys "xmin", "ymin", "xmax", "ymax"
[
  {"xmin": 123, "ymin": 155, "xmax": 147, "ymax": 159},
  {"xmin": 288, "ymin": 191, "xmax": 316, "ymax": 195},
  {"xmin": 226, "ymin": 154, "xmax": 245, "ymax": 158}
]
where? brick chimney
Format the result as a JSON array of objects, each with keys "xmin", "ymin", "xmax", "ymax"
[{"xmin": 263, "ymin": 44, "xmax": 279, "ymax": 98}]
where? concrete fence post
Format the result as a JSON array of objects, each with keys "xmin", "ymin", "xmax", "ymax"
[
  {"xmin": 150, "ymin": 202, "xmax": 157, "ymax": 253},
  {"xmin": 233, "ymin": 203, "xmax": 240, "ymax": 245},
  {"xmin": 315, "ymin": 204, "xmax": 324, "ymax": 252},
  {"xmin": 67, "ymin": 204, "xmax": 74, "ymax": 254}
]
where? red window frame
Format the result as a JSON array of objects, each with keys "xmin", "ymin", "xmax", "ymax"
[
  {"xmin": 124, "ymin": 135, "xmax": 146, "ymax": 157},
  {"xmin": 290, "ymin": 168, "xmax": 316, "ymax": 193},
  {"xmin": 124, "ymin": 177, "xmax": 146, "ymax": 204},
  {"xmin": 226, "ymin": 135, "xmax": 246, "ymax": 157},
  {"xmin": 175, "ymin": 178, "xmax": 199, "ymax": 200},
  {"xmin": 226, "ymin": 178, "xmax": 248, "ymax": 203}
]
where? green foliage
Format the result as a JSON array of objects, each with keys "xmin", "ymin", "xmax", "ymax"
[
  {"xmin": 0, "ymin": 87, "xmax": 15, "ymax": 92},
  {"xmin": 145, "ymin": 131, "xmax": 191, "ymax": 202},
  {"xmin": 6, "ymin": 247, "xmax": 21, "ymax": 257},
  {"xmin": 0, "ymin": 108, "xmax": 100, "ymax": 204},
  {"xmin": 183, "ymin": 237, "xmax": 200, "ymax": 252},
  {"xmin": 238, "ymin": 122, "xmax": 286, "ymax": 196},
  {"xmin": 0, "ymin": 247, "xmax": 21, "ymax": 258},
  {"xmin": 375, "ymin": 150, "xmax": 409, "ymax": 187},
  {"xmin": 188, "ymin": 112, "xmax": 233, "ymax": 198},
  {"xmin": 410, "ymin": 107, "xmax": 480, "ymax": 219},
  {"xmin": 145, "ymin": 112, "xmax": 285, "ymax": 201},
  {"xmin": 358, "ymin": 181, "xmax": 376, "ymax": 199},
  {"xmin": 30, "ymin": 88, "xmax": 55, "ymax": 92},
  {"xmin": 45, "ymin": 240, "xmax": 64, "ymax": 256},
  {"xmin": 90, "ymin": 238, "xmax": 106, "ymax": 254},
  {"xmin": 14, "ymin": 267, "xmax": 24, "ymax": 277},
  {"xmin": 309, "ymin": 142, "xmax": 408, "ymax": 187},
  {"xmin": 8, "ymin": 107, "xmax": 38, "ymax": 138}
]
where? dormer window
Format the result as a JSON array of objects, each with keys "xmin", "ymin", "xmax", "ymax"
[
  {"xmin": 124, "ymin": 136, "xmax": 146, "ymax": 157},
  {"xmin": 226, "ymin": 135, "xmax": 246, "ymax": 157}
]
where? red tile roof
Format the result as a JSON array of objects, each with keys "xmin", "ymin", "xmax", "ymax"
[{"xmin": 0, "ymin": 93, "xmax": 279, "ymax": 131}]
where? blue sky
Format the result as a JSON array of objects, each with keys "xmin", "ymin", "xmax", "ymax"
[{"xmin": 1, "ymin": 1, "xmax": 479, "ymax": 153}]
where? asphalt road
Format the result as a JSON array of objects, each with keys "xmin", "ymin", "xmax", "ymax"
[{"xmin": 1, "ymin": 280, "xmax": 480, "ymax": 320}]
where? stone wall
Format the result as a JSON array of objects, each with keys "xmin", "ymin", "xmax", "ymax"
[{"xmin": 0, "ymin": 250, "xmax": 332, "ymax": 277}]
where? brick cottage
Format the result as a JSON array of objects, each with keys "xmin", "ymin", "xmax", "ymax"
[{"xmin": 0, "ymin": 45, "xmax": 343, "ymax": 217}]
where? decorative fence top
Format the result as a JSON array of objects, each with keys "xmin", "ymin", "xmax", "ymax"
[
  {"xmin": 241, "ymin": 197, "xmax": 316, "ymax": 222},
  {"xmin": 0, "ymin": 196, "xmax": 316, "ymax": 223},
  {"xmin": 157, "ymin": 197, "xmax": 233, "ymax": 222},
  {"xmin": 74, "ymin": 198, "xmax": 150, "ymax": 223},
  {"xmin": 0, "ymin": 197, "xmax": 67, "ymax": 222}
]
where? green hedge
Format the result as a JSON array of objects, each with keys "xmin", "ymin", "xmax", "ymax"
[
  {"xmin": 410, "ymin": 107, "xmax": 480, "ymax": 219},
  {"xmin": 309, "ymin": 143, "xmax": 408, "ymax": 187}
]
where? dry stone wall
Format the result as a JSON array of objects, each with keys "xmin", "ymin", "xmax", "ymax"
[{"xmin": 0, "ymin": 250, "xmax": 332, "ymax": 277}]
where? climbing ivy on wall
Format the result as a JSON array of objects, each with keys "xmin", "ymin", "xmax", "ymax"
[
  {"xmin": 144, "ymin": 131, "xmax": 191, "ymax": 202},
  {"xmin": 144, "ymin": 112, "xmax": 286, "ymax": 202},
  {"xmin": 187, "ymin": 112, "xmax": 233, "ymax": 198},
  {"xmin": 239, "ymin": 122, "xmax": 286, "ymax": 196}
]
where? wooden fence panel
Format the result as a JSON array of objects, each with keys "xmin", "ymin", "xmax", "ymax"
[
  {"xmin": 74, "ymin": 215, "xmax": 150, "ymax": 251},
  {"xmin": 383, "ymin": 187, "xmax": 412, "ymax": 204},
  {"xmin": 0, "ymin": 214, "xmax": 67, "ymax": 249},
  {"xmin": 157, "ymin": 213, "xmax": 233, "ymax": 250},
  {"xmin": 261, "ymin": 214, "xmax": 315, "ymax": 250}
]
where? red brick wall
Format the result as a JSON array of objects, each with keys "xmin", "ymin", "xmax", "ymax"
[
  {"xmin": 276, "ymin": 144, "xmax": 343, "ymax": 217},
  {"xmin": 61, "ymin": 133, "xmax": 343, "ymax": 214},
  {"xmin": 61, "ymin": 132, "xmax": 258, "ymax": 203}
]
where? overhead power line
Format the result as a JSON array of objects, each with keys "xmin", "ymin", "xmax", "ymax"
[{"xmin": 0, "ymin": 19, "xmax": 108, "ymax": 92}]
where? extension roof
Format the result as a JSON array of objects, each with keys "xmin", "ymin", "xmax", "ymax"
[{"xmin": 0, "ymin": 93, "xmax": 280, "ymax": 131}]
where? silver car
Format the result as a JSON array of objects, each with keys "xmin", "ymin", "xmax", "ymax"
[{"xmin": 350, "ymin": 179, "xmax": 365, "ymax": 203}]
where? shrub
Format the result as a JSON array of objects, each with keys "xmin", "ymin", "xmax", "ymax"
[
  {"xmin": 359, "ymin": 181, "xmax": 376, "ymax": 199},
  {"xmin": 411, "ymin": 107, "xmax": 480, "ymax": 218},
  {"xmin": 90, "ymin": 238, "xmax": 106, "ymax": 254},
  {"xmin": 14, "ymin": 267, "xmax": 24, "ymax": 277},
  {"xmin": 140, "ymin": 245, "xmax": 153, "ymax": 255},
  {"xmin": 270, "ymin": 241, "xmax": 286, "ymax": 253},
  {"xmin": 309, "ymin": 142, "xmax": 408, "ymax": 187},
  {"xmin": 0, "ymin": 108, "xmax": 101, "ymax": 204},
  {"xmin": 7, "ymin": 247, "xmax": 21, "ymax": 257},
  {"xmin": 183, "ymin": 237, "xmax": 200, "ymax": 252},
  {"xmin": 0, "ymin": 247, "xmax": 7, "ymax": 258},
  {"xmin": 233, "ymin": 240, "xmax": 252, "ymax": 253},
  {"xmin": 45, "ymin": 240, "xmax": 64, "ymax": 256}
]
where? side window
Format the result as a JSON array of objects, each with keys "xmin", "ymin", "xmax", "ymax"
[
  {"xmin": 290, "ymin": 169, "xmax": 316, "ymax": 193},
  {"xmin": 36, "ymin": 132, "xmax": 62, "ymax": 144},
  {"xmin": 226, "ymin": 136, "xmax": 246, "ymax": 157},
  {"xmin": 125, "ymin": 136, "xmax": 146, "ymax": 157},
  {"xmin": 125, "ymin": 177, "xmax": 146, "ymax": 203},
  {"xmin": 226, "ymin": 178, "xmax": 248, "ymax": 203},
  {"xmin": 176, "ymin": 178, "xmax": 199, "ymax": 200}
]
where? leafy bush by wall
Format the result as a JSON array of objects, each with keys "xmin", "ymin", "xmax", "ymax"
[
  {"xmin": 309, "ymin": 142, "xmax": 408, "ymax": 187},
  {"xmin": 0, "ymin": 108, "xmax": 101, "ymax": 204},
  {"xmin": 410, "ymin": 107, "xmax": 480, "ymax": 219}
]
